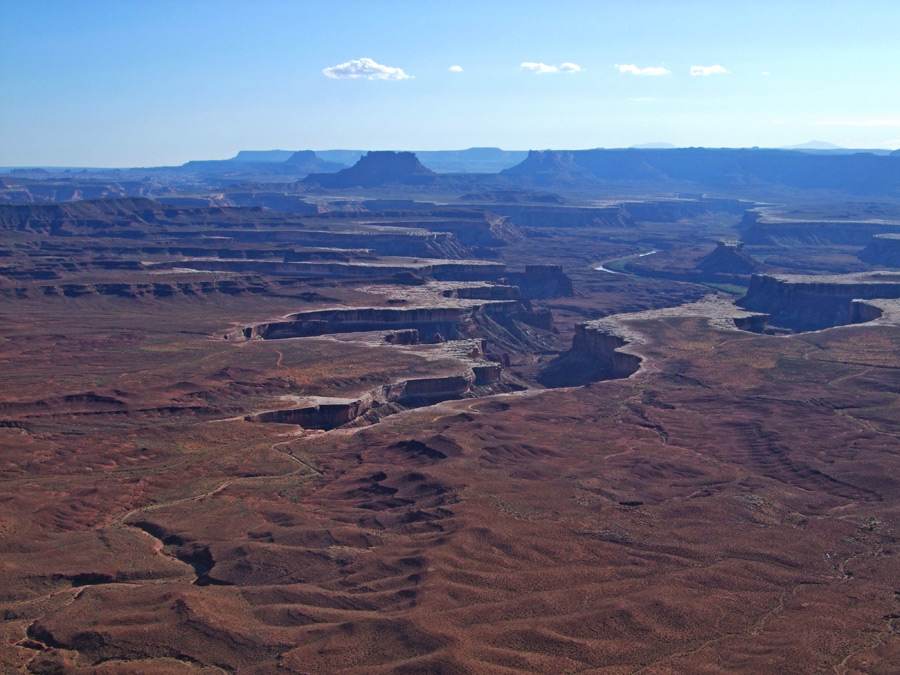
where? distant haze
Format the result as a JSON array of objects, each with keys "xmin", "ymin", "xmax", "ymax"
[
  {"xmin": 781, "ymin": 141, "xmax": 846, "ymax": 150},
  {"xmin": 630, "ymin": 143, "xmax": 677, "ymax": 149}
]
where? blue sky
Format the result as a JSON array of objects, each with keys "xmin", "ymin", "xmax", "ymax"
[{"xmin": 2, "ymin": 0, "xmax": 899, "ymax": 166}]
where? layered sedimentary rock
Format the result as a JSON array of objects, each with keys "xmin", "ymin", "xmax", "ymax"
[
  {"xmin": 250, "ymin": 339, "xmax": 503, "ymax": 430},
  {"xmin": 696, "ymin": 241, "xmax": 763, "ymax": 275},
  {"xmin": 0, "ymin": 177, "xmax": 151, "ymax": 204},
  {"xmin": 485, "ymin": 198, "xmax": 716, "ymax": 229},
  {"xmin": 179, "ymin": 150, "xmax": 345, "ymax": 177},
  {"xmin": 540, "ymin": 319, "xmax": 644, "ymax": 387},
  {"xmin": 0, "ymin": 197, "xmax": 163, "ymax": 233},
  {"xmin": 738, "ymin": 272, "xmax": 900, "ymax": 331},
  {"xmin": 446, "ymin": 284, "xmax": 520, "ymax": 300},
  {"xmin": 303, "ymin": 151, "xmax": 438, "ymax": 188},
  {"xmin": 383, "ymin": 329, "xmax": 420, "ymax": 345},
  {"xmin": 0, "ymin": 279, "xmax": 296, "ymax": 300},
  {"xmin": 741, "ymin": 208, "xmax": 900, "ymax": 245},
  {"xmin": 502, "ymin": 148, "xmax": 900, "ymax": 195},
  {"xmin": 233, "ymin": 301, "xmax": 523, "ymax": 342},
  {"xmin": 849, "ymin": 297, "xmax": 900, "ymax": 324},
  {"xmin": 850, "ymin": 299, "xmax": 886, "ymax": 324},
  {"xmin": 357, "ymin": 211, "xmax": 524, "ymax": 248},
  {"xmin": 252, "ymin": 374, "xmax": 476, "ymax": 430},
  {"xmin": 486, "ymin": 203, "xmax": 635, "ymax": 228},
  {"xmin": 180, "ymin": 227, "xmax": 470, "ymax": 259},
  {"xmin": 498, "ymin": 150, "xmax": 598, "ymax": 186},
  {"xmin": 154, "ymin": 258, "xmax": 505, "ymax": 281},
  {"xmin": 570, "ymin": 323, "xmax": 643, "ymax": 380},
  {"xmin": 859, "ymin": 233, "xmax": 900, "ymax": 267},
  {"xmin": 541, "ymin": 297, "xmax": 769, "ymax": 386},
  {"xmin": 506, "ymin": 264, "xmax": 574, "ymax": 298},
  {"xmin": 222, "ymin": 191, "xmax": 319, "ymax": 213},
  {"xmin": 731, "ymin": 313, "xmax": 770, "ymax": 332}
]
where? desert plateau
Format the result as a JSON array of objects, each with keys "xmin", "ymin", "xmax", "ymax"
[
  {"xmin": 1, "ymin": 146, "xmax": 900, "ymax": 673},
  {"xmin": 4, "ymin": 2, "xmax": 900, "ymax": 671}
]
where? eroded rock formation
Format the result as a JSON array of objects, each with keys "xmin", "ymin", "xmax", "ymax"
[
  {"xmin": 502, "ymin": 148, "xmax": 900, "ymax": 195},
  {"xmin": 250, "ymin": 339, "xmax": 505, "ymax": 430},
  {"xmin": 234, "ymin": 301, "xmax": 524, "ymax": 342},
  {"xmin": 303, "ymin": 151, "xmax": 438, "ymax": 188},
  {"xmin": 859, "ymin": 233, "xmax": 900, "ymax": 267},
  {"xmin": 506, "ymin": 264, "xmax": 574, "ymax": 299},
  {"xmin": 541, "ymin": 297, "xmax": 770, "ymax": 386},
  {"xmin": 738, "ymin": 272, "xmax": 900, "ymax": 331},
  {"xmin": 696, "ymin": 241, "xmax": 763, "ymax": 275},
  {"xmin": 741, "ymin": 208, "xmax": 900, "ymax": 245}
]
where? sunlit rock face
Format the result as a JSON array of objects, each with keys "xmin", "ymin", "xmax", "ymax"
[{"xmin": 738, "ymin": 272, "xmax": 900, "ymax": 331}]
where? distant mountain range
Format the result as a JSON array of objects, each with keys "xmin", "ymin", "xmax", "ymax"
[
  {"xmin": 230, "ymin": 150, "xmax": 296, "ymax": 163},
  {"xmin": 295, "ymin": 147, "xmax": 900, "ymax": 196},
  {"xmin": 778, "ymin": 141, "xmax": 896, "ymax": 155},
  {"xmin": 781, "ymin": 141, "xmax": 846, "ymax": 150},
  {"xmin": 179, "ymin": 150, "xmax": 345, "ymax": 176},
  {"xmin": 629, "ymin": 142, "xmax": 677, "ymax": 149},
  {"xmin": 4, "ymin": 146, "xmax": 899, "ymax": 196},
  {"xmin": 178, "ymin": 147, "xmax": 529, "ymax": 176},
  {"xmin": 316, "ymin": 148, "xmax": 530, "ymax": 172},
  {"xmin": 500, "ymin": 148, "xmax": 900, "ymax": 194}
]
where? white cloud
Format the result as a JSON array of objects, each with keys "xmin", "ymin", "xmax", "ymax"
[
  {"xmin": 615, "ymin": 64, "xmax": 670, "ymax": 76},
  {"xmin": 559, "ymin": 62, "xmax": 582, "ymax": 73},
  {"xmin": 521, "ymin": 62, "xmax": 558, "ymax": 74},
  {"xmin": 814, "ymin": 119, "xmax": 900, "ymax": 127},
  {"xmin": 449, "ymin": 65, "xmax": 463, "ymax": 72},
  {"xmin": 761, "ymin": 71, "xmax": 771, "ymax": 76},
  {"xmin": 323, "ymin": 57, "xmax": 411, "ymax": 80},
  {"xmin": 691, "ymin": 65, "xmax": 729, "ymax": 76}
]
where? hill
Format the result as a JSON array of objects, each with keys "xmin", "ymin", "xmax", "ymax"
[{"xmin": 303, "ymin": 151, "xmax": 439, "ymax": 188}]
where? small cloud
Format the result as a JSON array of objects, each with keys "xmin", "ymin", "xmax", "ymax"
[
  {"xmin": 323, "ymin": 57, "xmax": 411, "ymax": 80},
  {"xmin": 761, "ymin": 71, "xmax": 771, "ymax": 76},
  {"xmin": 814, "ymin": 119, "xmax": 900, "ymax": 127},
  {"xmin": 615, "ymin": 64, "xmax": 670, "ymax": 76},
  {"xmin": 691, "ymin": 65, "xmax": 729, "ymax": 76},
  {"xmin": 559, "ymin": 62, "xmax": 582, "ymax": 73},
  {"xmin": 521, "ymin": 62, "xmax": 558, "ymax": 74},
  {"xmin": 449, "ymin": 65, "xmax": 463, "ymax": 73}
]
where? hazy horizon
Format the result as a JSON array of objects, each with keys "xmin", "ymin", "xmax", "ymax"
[
  {"xmin": 2, "ymin": 0, "xmax": 899, "ymax": 166},
  {"xmin": 3, "ymin": 142, "xmax": 898, "ymax": 171}
]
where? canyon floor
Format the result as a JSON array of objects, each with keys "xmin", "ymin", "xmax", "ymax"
[{"xmin": 2, "ymin": 185, "xmax": 900, "ymax": 673}]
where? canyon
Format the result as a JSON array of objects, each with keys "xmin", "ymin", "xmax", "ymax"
[{"xmin": 2, "ymin": 149, "xmax": 900, "ymax": 673}]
